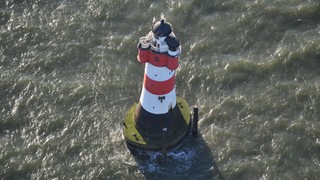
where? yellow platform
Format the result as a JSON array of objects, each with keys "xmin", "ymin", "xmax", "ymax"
[{"xmin": 123, "ymin": 96, "xmax": 191, "ymax": 151}]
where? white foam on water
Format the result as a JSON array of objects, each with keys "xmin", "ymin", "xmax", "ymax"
[{"xmin": 135, "ymin": 146, "xmax": 196, "ymax": 175}]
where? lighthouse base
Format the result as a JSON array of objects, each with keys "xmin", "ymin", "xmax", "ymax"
[{"xmin": 123, "ymin": 96, "xmax": 191, "ymax": 151}]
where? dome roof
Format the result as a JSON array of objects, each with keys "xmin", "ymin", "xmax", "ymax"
[{"xmin": 152, "ymin": 19, "xmax": 172, "ymax": 37}]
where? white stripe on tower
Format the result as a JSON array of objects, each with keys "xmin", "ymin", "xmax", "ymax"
[{"xmin": 145, "ymin": 63, "xmax": 175, "ymax": 82}]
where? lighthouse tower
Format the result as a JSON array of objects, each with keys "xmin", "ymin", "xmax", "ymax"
[{"xmin": 123, "ymin": 20, "xmax": 191, "ymax": 151}]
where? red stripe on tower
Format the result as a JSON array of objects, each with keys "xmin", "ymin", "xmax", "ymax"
[{"xmin": 143, "ymin": 74, "xmax": 175, "ymax": 95}]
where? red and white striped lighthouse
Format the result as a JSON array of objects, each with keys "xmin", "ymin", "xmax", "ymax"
[{"xmin": 124, "ymin": 20, "xmax": 191, "ymax": 151}]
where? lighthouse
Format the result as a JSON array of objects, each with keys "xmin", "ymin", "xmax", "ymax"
[{"xmin": 123, "ymin": 20, "xmax": 191, "ymax": 151}]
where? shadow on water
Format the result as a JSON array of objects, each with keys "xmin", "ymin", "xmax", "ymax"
[{"xmin": 129, "ymin": 134, "xmax": 225, "ymax": 180}]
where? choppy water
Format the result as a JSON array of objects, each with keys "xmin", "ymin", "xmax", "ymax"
[{"xmin": 1, "ymin": 0, "xmax": 320, "ymax": 179}]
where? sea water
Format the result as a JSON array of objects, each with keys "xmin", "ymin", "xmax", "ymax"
[{"xmin": 1, "ymin": 0, "xmax": 320, "ymax": 179}]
